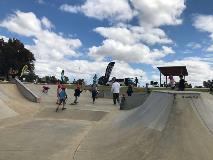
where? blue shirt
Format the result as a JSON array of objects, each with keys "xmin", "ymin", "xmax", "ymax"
[{"xmin": 59, "ymin": 90, "xmax": 67, "ymax": 99}]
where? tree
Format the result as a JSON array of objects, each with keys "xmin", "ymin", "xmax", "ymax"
[
  {"xmin": 22, "ymin": 71, "xmax": 38, "ymax": 82},
  {"xmin": 64, "ymin": 76, "xmax": 69, "ymax": 83},
  {"xmin": 0, "ymin": 38, "xmax": 35, "ymax": 80}
]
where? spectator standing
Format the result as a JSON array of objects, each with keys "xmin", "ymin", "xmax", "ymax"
[
  {"xmin": 135, "ymin": 77, "xmax": 139, "ymax": 87},
  {"xmin": 126, "ymin": 84, "xmax": 133, "ymax": 96},
  {"xmin": 178, "ymin": 75, "xmax": 185, "ymax": 91},
  {"xmin": 169, "ymin": 75, "xmax": 176, "ymax": 89},
  {"xmin": 111, "ymin": 77, "xmax": 121, "ymax": 105},
  {"xmin": 91, "ymin": 84, "xmax": 98, "ymax": 104}
]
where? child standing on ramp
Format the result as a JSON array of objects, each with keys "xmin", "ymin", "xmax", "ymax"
[
  {"xmin": 56, "ymin": 81, "xmax": 62, "ymax": 104},
  {"xmin": 70, "ymin": 85, "xmax": 82, "ymax": 105},
  {"xmin": 56, "ymin": 86, "xmax": 67, "ymax": 112},
  {"xmin": 91, "ymin": 84, "xmax": 98, "ymax": 104}
]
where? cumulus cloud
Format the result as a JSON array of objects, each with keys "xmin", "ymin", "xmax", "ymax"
[
  {"xmin": 60, "ymin": 0, "xmax": 135, "ymax": 22},
  {"xmin": 41, "ymin": 17, "xmax": 54, "ymax": 29},
  {"xmin": 132, "ymin": 0, "xmax": 185, "ymax": 27},
  {"xmin": 131, "ymin": 26, "xmax": 173, "ymax": 45},
  {"xmin": 193, "ymin": 15, "xmax": 213, "ymax": 37},
  {"xmin": 34, "ymin": 59, "xmax": 147, "ymax": 84},
  {"xmin": 193, "ymin": 14, "xmax": 213, "ymax": 52},
  {"xmin": 60, "ymin": 0, "xmax": 185, "ymax": 62},
  {"xmin": 0, "ymin": 11, "xmax": 147, "ymax": 82},
  {"xmin": 206, "ymin": 45, "xmax": 213, "ymax": 52},
  {"xmin": 94, "ymin": 26, "xmax": 172, "ymax": 45},
  {"xmin": 0, "ymin": 10, "xmax": 82, "ymax": 61},
  {"xmin": 86, "ymin": 0, "xmax": 185, "ymax": 65},
  {"xmin": 89, "ymin": 39, "xmax": 174, "ymax": 64},
  {"xmin": 0, "ymin": 11, "xmax": 42, "ymax": 37},
  {"xmin": 60, "ymin": 0, "xmax": 185, "ymax": 27}
]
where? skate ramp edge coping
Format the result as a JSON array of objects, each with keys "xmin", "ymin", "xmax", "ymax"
[
  {"xmin": 152, "ymin": 90, "xmax": 201, "ymax": 96},
  {"xmin": 14, "ymin": 78, "xmax": 40, "ymax": 103}
]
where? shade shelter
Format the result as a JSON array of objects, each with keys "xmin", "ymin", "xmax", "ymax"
[{"xmin": 157, "ymin": 66, "xmax": 188, "ymax": 87}]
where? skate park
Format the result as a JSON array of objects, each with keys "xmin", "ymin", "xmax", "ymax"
[
  {"xmin": 1, "ymin": 75, "xmax": 213, "ymax": 160},
  {"xmin": 2, "ymin": 1, "xmax": 213, "ymax": 159}
]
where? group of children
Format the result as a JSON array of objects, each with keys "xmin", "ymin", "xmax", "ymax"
[
  {"xmin": 55, "ymin": 83, "xmax": 99, "ymax": 112},
  {"xmin": 56, "ymin": 83, "xmax": 80, "ymax": 112}
]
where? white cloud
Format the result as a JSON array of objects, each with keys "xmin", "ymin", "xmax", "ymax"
[
  {"xmin": 94, "ymin": 27, "xmax": 137, "ymax": 45},
  {"xmin": 193, "ymin": 15, "xmax": 213, "ymax": 37},
  {"xmin": 206, "ymin": 45, "xmax": 213, "ymax": 52},
  {"xmin": 89, "ymin": 39, "xmax": 174, "ymax": 64},
  {"xmin": 34, "ymin": 59, "xmax": 147, "ymax": 84},
  {"xmin": 59, "ymin": 4, "xmax": 80, "ymax": 14},
  {"xmin": 132, "ymin": 0, "xmax": 185, "ymax": 27},
  {"xmin": 90, "ymin": 25, "xmax": 174, "ymax": 65},
  {"xmin": 60, "ymin": 0, "xmax": 185, "ymax": 60},
  {"xmin": 0, "ymin": 11, "xmax": 42, "ymax": 37},
  {"xmin": 0, "ymin": 10, "xmax": 82, "ymax": 62},
  {"xmin": 84, "ymin": 0, "xmax": 185, "ymax": 66},
  {"xmin": 0, "ymin": 11, "xmax": 147, "ymax": 83},
  {"xmin": 41, "ymin": 17, "xmax": 54, "ymax": 29},
  {"xmin": 0, "ymin": 35, "xmax": 9, "ymax": 42},
  {"xmin": 59, "ymin": 0, "xmax": 135, "ymax": 22},
  {"xmin": 193, "ymin": 14, "xmax": 213, "ymax": 52},
  {"xmin": 94, "ymin": 26, "xmax": 172, "ymax": 45},
  {"xmin": 60, "ymin": 0, "xmax": 185, "ymax": 27},
  {"xmin": 131, "ymin": 26, "xmax": 173, "ymax": 45}
]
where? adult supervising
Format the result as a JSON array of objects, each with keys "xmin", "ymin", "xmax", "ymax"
[{"xmin": 111, "ymin": 77, "xmax": 121, "ymax": 105}]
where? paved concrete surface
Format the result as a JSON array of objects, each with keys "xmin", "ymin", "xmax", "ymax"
[
  {"xmin": 1, "ymin": 83, "xmax": 213, "ymax": 160},
  {"xmin": 0, "ymin": 84, "xmax": 118, "ymax": 160}
]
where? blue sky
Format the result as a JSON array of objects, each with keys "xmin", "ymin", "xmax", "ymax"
[{"xmin": 0, "ymin": 0, "xmax": 213, "ymax": 86}]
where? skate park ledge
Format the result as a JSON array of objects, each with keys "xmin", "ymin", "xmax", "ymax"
[
  {"xmin": 14, "ymin": 78, "xmax": 40, "ymax": 103},
  {"xmin": 152, "ymin": 90, "xmax": 201, "ymax": 96}
]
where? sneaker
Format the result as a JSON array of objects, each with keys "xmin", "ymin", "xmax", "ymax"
[
  {"xmin": 55, "ymin": 108, "xmax": 59, "ymax": 112},
  {"xmin": 62, "ymin": 107, "xmax": 67, "ymax": 110}
]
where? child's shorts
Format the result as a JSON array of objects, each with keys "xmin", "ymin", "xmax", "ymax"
[{"xmin": 59, "ymin": 98, "xmax": 66, "ymax": 105}]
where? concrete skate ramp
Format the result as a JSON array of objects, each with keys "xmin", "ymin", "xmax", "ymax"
[
  {"xmin": 120, "ymin": 93, "xmax": 149, "ymax": 110},
  {"xmin": 75, "ymin": 91, "xmax": 213, "ymax": 160},
  {"xmin": 192, "ymin": 93, "xmax": 213, "ymax": 134},
  {"xmin": 14, "ymin": 78, "xmax": 40, "ymax": 103},
  {"xmin": 0, "ymin": 84, "xmax": 38, "ymax": 122},
  {"xmin": 0, "ymin": 99, "xmax": 18, "ymax": 120}
]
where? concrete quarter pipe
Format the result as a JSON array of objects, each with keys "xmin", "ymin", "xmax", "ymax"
[{"xmin": 74, "ymin": 91, "xmax": 213, "ymax": 160}]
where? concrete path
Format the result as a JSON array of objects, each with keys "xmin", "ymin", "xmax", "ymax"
[{"xmin": 1, "ymin": 84, "xmax": 213, "ymax": 160}]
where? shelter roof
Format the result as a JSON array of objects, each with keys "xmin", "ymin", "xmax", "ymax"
[{"xmin": 157, "ymin": 66, "xmax": 188, "ymax": 76}]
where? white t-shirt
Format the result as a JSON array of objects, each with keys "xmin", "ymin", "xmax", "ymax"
[
  {"xmin": 111, "ymin": 82, "xmax": 120, "ymax": 93},
  {"xmin": 170, "ymin": 79, "xmax": 175, "ymax": 87}
]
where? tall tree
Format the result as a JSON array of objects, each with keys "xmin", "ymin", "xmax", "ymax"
[{"xmin": 0, "ymin": 38, "xmax": 35, "ymax": 80}]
